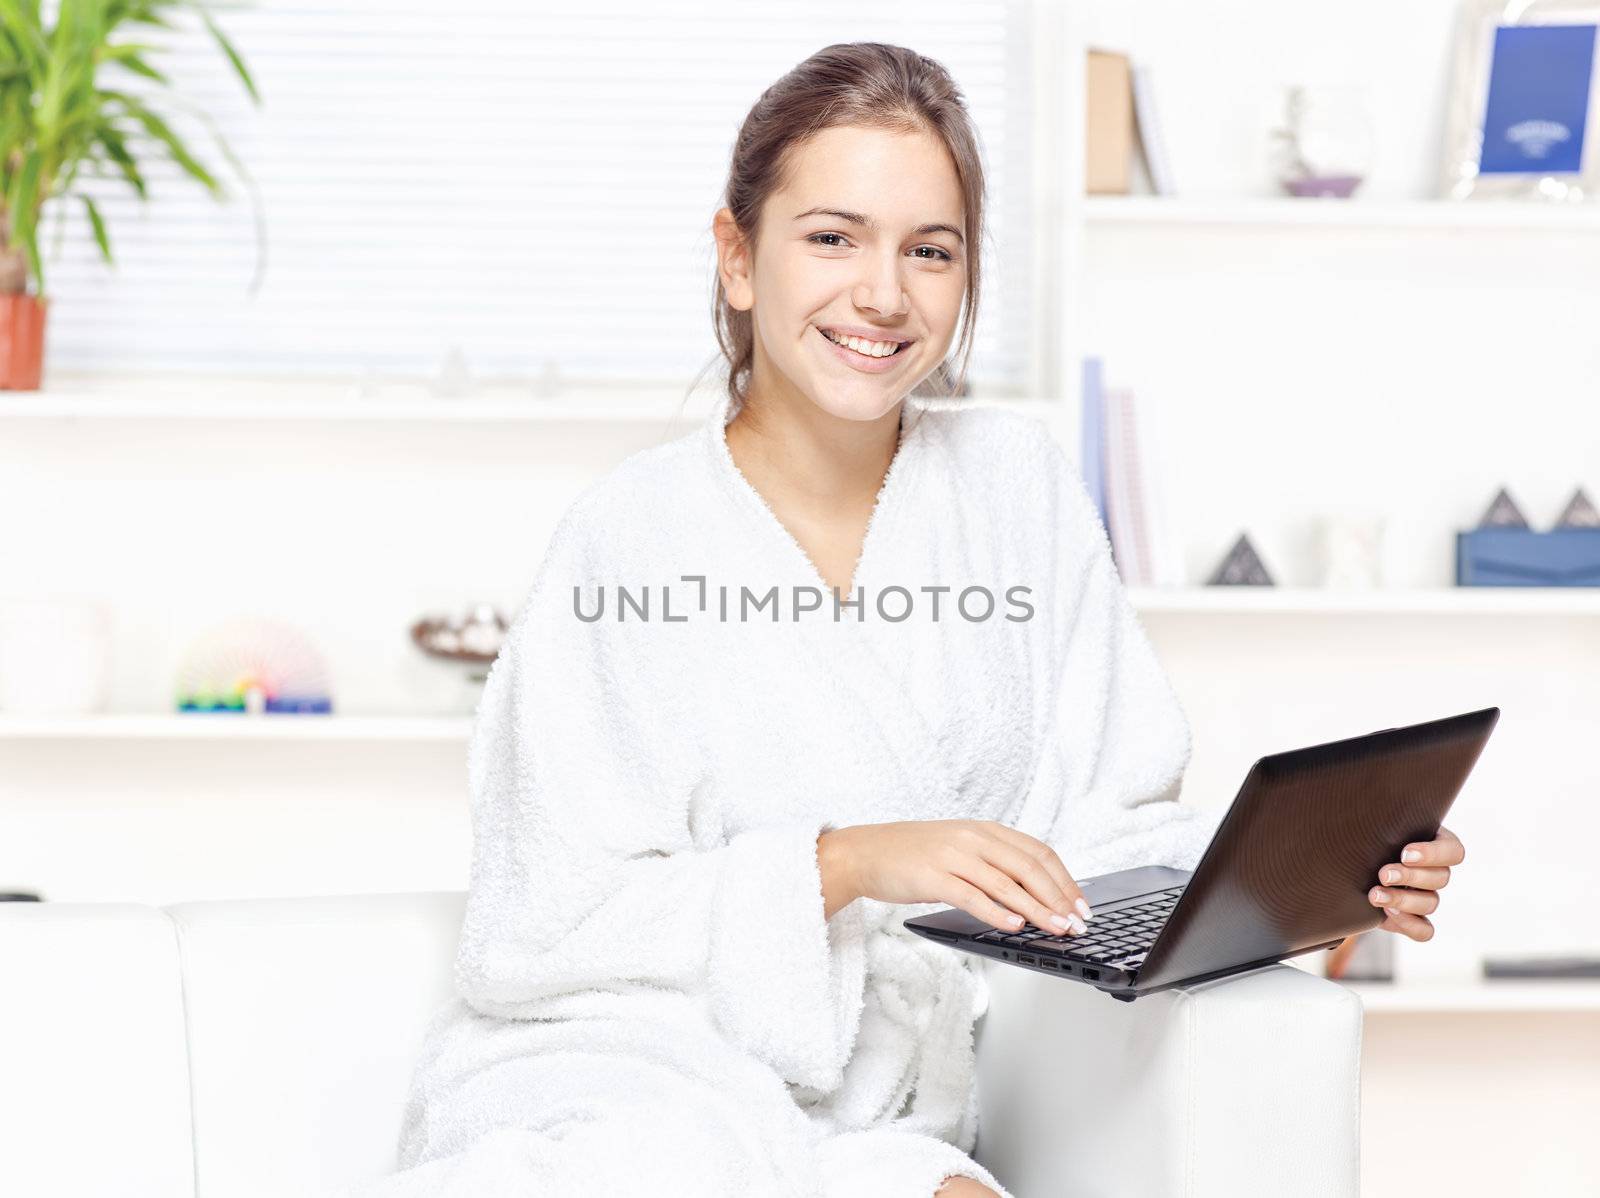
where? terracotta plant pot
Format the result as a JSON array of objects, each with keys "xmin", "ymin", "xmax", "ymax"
[{"xmin": 0, "ymin": 293, "xmax": 47, "ymax": 390}]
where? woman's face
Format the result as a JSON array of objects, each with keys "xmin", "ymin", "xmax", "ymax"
[{"xmin": 716, "ymin": 123, "xmax": 968, "ymax": 424}]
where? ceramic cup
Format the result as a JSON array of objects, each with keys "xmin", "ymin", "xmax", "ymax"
[
  {"xmin": 1315, "ymin": 514, "xmax": 1386, "ymax": 589},
  {"xmin": 0, "ymin": 596, "xmax": 113, "ymax": 715}
]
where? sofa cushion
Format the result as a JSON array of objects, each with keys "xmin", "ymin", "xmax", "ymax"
[
  {"xmin": 166, "ymin": 892, "xmax": 464, "ymax": 1197},
  {"xmin": 0, "ymin": 903, "xmax": 196, "ymax": 1198}
]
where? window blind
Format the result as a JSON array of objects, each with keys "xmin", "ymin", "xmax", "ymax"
[{"xmin": 42, "ymin": 0, "xmax": 1037, "ymax": 394}]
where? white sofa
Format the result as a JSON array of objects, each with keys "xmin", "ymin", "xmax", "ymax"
[{"xmin": 0, "ymin": 892, "xmax": 1362, "ymax": 1197}]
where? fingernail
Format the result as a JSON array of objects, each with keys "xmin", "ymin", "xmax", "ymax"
[
  {"xmin": 1371, "ymin": 888, "xmax": 1389, "ymax": 902},
  {"xmin": 1009, "ymin": 914, "xmax": 1024, "ymax": 927},
  {"xmin": 1067, "ymin": 914, "xmax": 1087, "ymax": 934},
  {"xmin": 1383, "ymin": 868, "xmax": 1401, "ymax": 884},
  {"xmin": 1050, "ymin": 914, "xmax": 1073, "ymax": 931},
  {"xmin": 1075, "ymin": 897, "xmax": 1094, "ymax": 921},
  {"xmin": 1402, "ymin": 849, "xmax": 1421, "ymax": 863}
]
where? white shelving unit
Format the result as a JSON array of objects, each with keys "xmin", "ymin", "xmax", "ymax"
[
  {"xmin": 1, "ymin": 587, "xmax": 1588, "ymax": 745},
  {"xmin": 1083, "ymin": 195, "xmax": 1600, "ymax": 232},
  {"xmin": 0, "ymin": 373, "xmax": 1064, "ymax": 424},
  {"xmin": 0, "ymin": 713, "xmax": 471, "ymax": 741},
  {"xmin": 0, "ymin": 374, "xmax": 719, "ymax": 423},
  {"xmin": 1342, "ymin": 980, "xmax": 1600, "ymax": 1013},
  {"xmin": 1126, "ymin": 586, "xmax": 1600, "ymax": 616}
]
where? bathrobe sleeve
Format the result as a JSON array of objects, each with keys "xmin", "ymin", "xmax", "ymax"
[
  {"xmin": 1029, "ymin": 438, "xmax": 1227, "ymax": 881},
  {"xmin": 452, "ymin": 505, "xmax": 869, "ymax": 1094}
]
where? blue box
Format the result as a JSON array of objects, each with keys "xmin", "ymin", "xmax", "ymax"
[
  {"xmin": 1455, "ymin": 527, "xmax": 1600, "ymax": 586},
  {"xmin": 1479, "ymin": 23, "xmax": 1597, "ymax": 175}
]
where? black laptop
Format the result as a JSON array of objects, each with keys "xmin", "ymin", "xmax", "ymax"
[{"xmin": 904, "ymin": 706, "xmax": 1500, "ymax": 1002}]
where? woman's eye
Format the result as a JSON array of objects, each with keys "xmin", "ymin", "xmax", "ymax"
[{"xmin": 807, "ymin": 233, "xmax": 954, "ymax": 263}]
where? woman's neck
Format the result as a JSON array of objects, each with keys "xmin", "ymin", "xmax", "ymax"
[{"xmin": 724, "ymin": 386, "xmax": 902, "ymax": 522}]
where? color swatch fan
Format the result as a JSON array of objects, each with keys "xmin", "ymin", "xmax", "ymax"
[{"xmin": 175, "ymin": 617, "xmax": 334, "ymax": 714}]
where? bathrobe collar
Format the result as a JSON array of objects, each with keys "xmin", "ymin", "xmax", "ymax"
[{"xmin": 703, "ymin": 387, "xmax": 928, "ymax": 599}]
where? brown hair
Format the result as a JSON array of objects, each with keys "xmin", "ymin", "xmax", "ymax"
[{"xmin": 695, "ymin": 41, "xmax": 987, "ymax": 416}]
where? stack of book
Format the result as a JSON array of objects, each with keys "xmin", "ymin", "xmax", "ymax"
[
  {"xmin": 1086, "ymin": 49, "xmax": 1175, "ymax": 196},
  {"xmin": 1079, "ymin": 357, "xmax": 1183, "ymax": 587}
]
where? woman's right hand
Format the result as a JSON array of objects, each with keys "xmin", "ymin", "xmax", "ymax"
[{"xmin": 820, "ymin": 819, "xmax": 1093, "ymax": 934}]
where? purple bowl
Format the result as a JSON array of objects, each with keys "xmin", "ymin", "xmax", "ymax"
[{"xmin": 1283, "ymin": 175, "xmax": 1364, "ymax": 199}]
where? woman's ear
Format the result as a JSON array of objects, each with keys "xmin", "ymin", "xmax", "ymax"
[{"xmin": 713, "ymin": 207, "xmax": 755, "ymax": 312}]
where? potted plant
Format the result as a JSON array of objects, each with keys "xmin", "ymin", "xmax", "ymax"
[{"xmin": 0, "ymin": 0, "xmax": 259, "ymax": 389}]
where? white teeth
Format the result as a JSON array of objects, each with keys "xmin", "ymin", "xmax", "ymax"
[{"xmin": 822, "ymin": 328, "xmax": 903, "ymax": 358}]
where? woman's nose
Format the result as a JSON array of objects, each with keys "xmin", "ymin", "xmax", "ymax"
[{"xmin": 853, "ymin": 253, "xmax": 909, "ymax": 318}]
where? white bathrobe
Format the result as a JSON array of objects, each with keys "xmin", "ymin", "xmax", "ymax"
[{"xmin": 340, "ymin": 388, "xmax": 1225, "ymax": 1198}]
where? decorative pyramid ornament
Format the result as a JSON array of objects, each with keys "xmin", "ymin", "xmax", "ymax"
[
  {"xmin": 1206, "ymin": 532, "xmax": 1275, "ymax": 586},
  {"xmin": 1553, "ymin": 486, "xmax": 1600, "ymax": 528},
  {"xmin": 1476, "ymin": 487, "xmax": 1529, "ymax": 529}
]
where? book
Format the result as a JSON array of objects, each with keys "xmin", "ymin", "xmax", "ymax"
[
  {"xmin": 1130, "ymin": 62, "xmax": 1176, "ymax": 196},
  {"xmin": 1098, "ymin": 384, "xmax": 1184, "ymax": 588},
  {"xmin": 1137, "ymin": 389, "xmax": 1184, "ymax": 586},
  {"xmin": 1079, "ymin": 355, "xmax": 1109, "ymax": 533},
  {"xmin": 1103, "ymin": 387, "xmax": 1147, "ymax": 584},
  {"xmin": 1086, "ymin": 50, "xmax": 1134, "ymax": 194}
]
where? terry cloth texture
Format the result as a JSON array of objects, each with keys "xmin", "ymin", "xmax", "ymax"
[{"xmin": 337, "ymin": 387, "xmax": 1225, "ymax": 1198}]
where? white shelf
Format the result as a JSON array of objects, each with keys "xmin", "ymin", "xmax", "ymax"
[
  {"xmin": 0, "ymin": 714, "xmax": 472, "ymax": 742},
  {"xmin": 0, "ymin": 373, "xmax": 1062, "ymax": 424},
  {"xmin": 2, "ymin": 588, "xmax": 1591, "ymax": 745},
  {"xmin": 1340, "ymin": 980, "xmax": 1600, "ymax": 1013},
  {"xmin": 1083, "ymin": 196, "xmax": 1600, "ymax": 232},
  {"xmin": 1126, "ymin": 585, "xmax": 1600, "ymax": 616},
  {"xmin": 0, "ymin": 374, "xmax": 718, "ymax": 424}
]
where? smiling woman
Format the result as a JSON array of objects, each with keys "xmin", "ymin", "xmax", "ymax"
[
  {"xmin": 345, "ymin": 42, "xmax": 1025, "ymax": 1198},
  {"xmin": 703, "ymin": 46, "xmax": 993, "ymax": 602}
]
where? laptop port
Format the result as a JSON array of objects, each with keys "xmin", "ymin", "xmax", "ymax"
[
  {"xmin": 1018, "ymin": 954, "xmax": 1037, "ymax": 965},
  {"xmin": 1040, "ymin": 959, "xmax": 1058, "ymax": 970},
  {"xmin": 1082, "ymin": 968, "xmax": 1100, "ymax": 981}
]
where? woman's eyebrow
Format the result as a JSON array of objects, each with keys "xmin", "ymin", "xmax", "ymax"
[{"xmin": 793, "ymin": 206, "xmax": 964, "ymax": 244}]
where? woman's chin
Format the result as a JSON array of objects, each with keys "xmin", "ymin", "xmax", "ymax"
[{"xmin": 799, "ymin": 381, "xmax": 909, "ymax": 424}]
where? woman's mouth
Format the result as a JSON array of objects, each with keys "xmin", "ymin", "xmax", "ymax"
[{"xmin": 814, "ymin": 326, "xmax": 913, "ymax": 374}]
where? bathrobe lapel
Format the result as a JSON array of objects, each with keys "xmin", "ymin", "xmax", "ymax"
[{"xmin": 705, "ymin": 395, "xmax": 967, "ymax": 824}]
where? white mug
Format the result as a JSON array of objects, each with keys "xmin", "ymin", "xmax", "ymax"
[
  {"xmin": 1315, "ymin": 514, "xmax": 1386, "ymax": 589},
  {"xmin": 0, "ymin": 596, "xmax": 114, "ymax": 715}
]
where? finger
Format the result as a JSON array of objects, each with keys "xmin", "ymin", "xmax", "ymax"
[
  {"xmin": 1401, "ymin": 826, "xmax": 1465, "ymax": 868},
  {"xmin": 1368, "ymin": 884, "xmax": 1439, "ymax": 916},
  {"xmin": 1375, "ymin": 863, "xmax": 1450, "ymax": 890},
  {"xmin": 944, "ymin": 876, "xmax": 1031, "ymax": 933},
  {"xmin": 985, "ymin": 824, "xmax": 1090, "ymax": 920},
  {"xmin": 1379, "ymin": 906, "xmax": 1434, "ymax": 942},
  {"xmin": 977, "ymin": 837, "xmax": 1087, "ymax": 931},
  {"xmin": 957, "ymin": 857, "xmax": 1086, "ymax": 936}
]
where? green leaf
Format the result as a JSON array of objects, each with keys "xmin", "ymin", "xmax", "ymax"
[
  {"xmin": 5, "ymin": 145, "xmax": 43, "ymax": 291},
  {"xmin": 0, "ymin": 0, "xmax": 49, "ymax": 74},
  {"xmin": 191, "ymin": 3, "xmax": 259, "ymax": 105},
  {"xmin": 94, "ymin": 124, "xmax": 148, "ymax": 199},
  {"xmin": 103, "ymin": 43, "xmax": 170, "ymax": 85},
  {"xmin": 103, "ymin": 89, "xmax": 221, "ymax": 194},
  {"xmin": 79, "ymin": 192, "xmax": 111, "ymax": 265}
]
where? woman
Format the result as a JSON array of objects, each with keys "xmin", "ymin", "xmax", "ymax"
[{"xmin": 351, "ymin": 42, "xmax": 1464, "ymax": 1198}]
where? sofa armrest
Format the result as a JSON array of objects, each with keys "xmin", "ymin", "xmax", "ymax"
[
  {"xmin": 971, "ymin": 961, "xmax": 1362, "ymax": 1198},
  {"xmin": 0, "ymin": 903, "xmax": 197, "ymax": 1198}
]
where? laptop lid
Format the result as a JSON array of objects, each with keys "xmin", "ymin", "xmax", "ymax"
[{"xmin": 1131, "ymin": 706, "xmax": 1500, "ymax": 992}]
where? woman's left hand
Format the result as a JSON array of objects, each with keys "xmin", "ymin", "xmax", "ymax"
[{"xmin": 1368, "ymin": 824, "xmax": 1465, "ymax": 942}]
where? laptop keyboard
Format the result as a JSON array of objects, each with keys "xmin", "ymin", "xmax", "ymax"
[{"xmin": 971, "ymin": 886, "xmax": 1184, "ymax": 971}]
